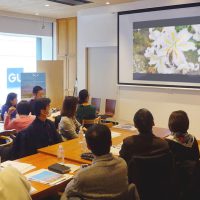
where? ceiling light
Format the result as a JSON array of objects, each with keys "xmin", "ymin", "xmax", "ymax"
[
  {"xmin": 45, "ymin": 4, "xmax": 50, "ymax": 7},
  {"xmin": 106, "ymin": 2, "xmax": 110, "ymax": 5}
]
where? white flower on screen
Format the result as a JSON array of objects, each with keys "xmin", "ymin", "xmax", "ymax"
[
  {"xmin": 159, "ymin": 27, "xmax": 196, "ymax": 66},
  {"xmin": 145, "ymin": 46, "xmax": 168, "ymax": 73},
  {"xmin": 192, "ymin": 25, "xmax": 200, "ymax": 41},
  {"xmin": 197, "ymin": 49, "xmax": 200, "ymax": 62},
  {"xmin": 176, "ymin": 63, "xmax": 199, "ymax": 74},
  {"xmin": 149, "ymin": 28, "xmax": 162, "ymax": 42}
]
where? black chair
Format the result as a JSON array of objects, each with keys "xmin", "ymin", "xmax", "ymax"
[
  {"xmin": 91, "ymin": 97, "xmax": 101, "ymax": 114},
  {"xmin": 55, "ymin": 115, "xmax": 61, "ymax": 130},
  {"xmin": 0, "ymin": 135, "xmax": 13, "ymax": 162},
  {"xmin": 98, "ymin": 99, "xmax": 116, "ymax": 120},
  {"xmin": 175, "ymin": 160, "xmax": 200, "ymax": 200},
  {"xmin": 128, "ymin": 152, "xmax": 176, "ymax": 200}
]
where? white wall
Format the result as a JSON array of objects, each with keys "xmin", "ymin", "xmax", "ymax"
[
  {"xmin": 88, "ymin": 47, "xmax": 118, "ymax": 113},
  {"xmin": 77, "ymin": 0, "xmax": 200, "ymax": 138}
]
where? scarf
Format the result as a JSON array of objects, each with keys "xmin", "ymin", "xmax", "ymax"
[{"xmin": 167, "ymin": 132, "xmax": 194, "ymax": 148}]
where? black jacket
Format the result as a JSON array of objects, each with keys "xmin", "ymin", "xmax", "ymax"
[
  {"xmin": 120, "ymin": 133, "xmax": 170, "ymax": 165},
  {"xmin": 12, "ymin": 118, "xmax": 62, "ymax": 159},
  {"xmin": 166, "ymin": 138, "xmax": 200, "ymax": 162}
]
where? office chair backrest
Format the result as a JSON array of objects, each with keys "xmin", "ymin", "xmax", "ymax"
[
  {"xmin": 105, "ymin": 99, "xmax": 116, "ymax": 115},
  {"xmin": 91, "ymin": 98, "xmax": 101, "ymax": 113},
  {"xmin": 128, "ymin": 152, "xmax": 175, "ymax": 200}
]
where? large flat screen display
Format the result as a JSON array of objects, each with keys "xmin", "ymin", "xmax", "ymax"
[{"xmin": 118, "ymin": 3, "xmax": 200, "ymax": 88}]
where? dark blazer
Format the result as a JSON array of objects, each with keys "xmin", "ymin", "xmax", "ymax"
[
  {"xmin": 166, "ymin": 138, "xmax": 200, "ymax": 162},
  {"xmin": 12, "ymin": 118, "xmax": 62, "ymax": 159},
  {"xmin": 120, "ymin": 133, "xmax": 170, "ymax": 165},
  {"xmin": 29, "ymin": 99, "xmax": 36, "ymax": 115}
]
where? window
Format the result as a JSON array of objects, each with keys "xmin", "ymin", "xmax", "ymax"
[{"xmin": 0, "ymin": 33, "xmax": 52, "ymax": 107}]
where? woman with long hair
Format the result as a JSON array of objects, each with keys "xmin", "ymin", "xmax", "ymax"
[
  {"xmin": 1, "ymin": 93, "xmax": 17, "ymax": 120},
  {"xmin": 59, "ymin": 96, "xmax": 81, "ymax": 140}
]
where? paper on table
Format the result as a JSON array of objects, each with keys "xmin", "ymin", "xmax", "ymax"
[
  {"xmin": 26, "ymin": 169, "xmax": 72, "ymax": 186},
  {"xmin": 110, "ymin": 147, "xmax": 120, "ymax": 155},
  {"xmin": 111, "ymin": 131, "xmax": 121, "ymax": 138},
  {"xmin": 63, "ymin": 163, "xmax": 80, "ymax": 173},
  {"xmin": 0, "ymin": 123, "xmax": 4, "ymax": 132},
  {"xmin": 1, "ymin": 161, "xmax": 35, "ymax": 174},
  {"xmin": 51, "ymin": 111, "xmax": 61, "ymax": 118},
  {"xmin": 30, "ymin": 186, "xmax": 37, "ymax": 194},
  {"xmin": 113, "ymin": 124, "xmax": 136, "ymax": 131},
  {"xmin": 110, "ymin": 143, "xmax": 122, "ymax": 156}
]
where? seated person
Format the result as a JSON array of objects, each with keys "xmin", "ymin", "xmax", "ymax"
[
  {"xmin": 61, "ymin": 124, "xmax": 130, "ymax": 200},
  {"xmin": 12, "ymin": 98, "xmax": 62, "ymax": 159},
  {"xmin": 4, "ymin": 100, "xmax": 35, "ymax": 132},
  {"xmin": 1, "ymin": 93, "xmax": 17, "ymax": 120},
  {"xmin": 166, "ymin": 110, "xmax": 200, "ymax": 162},
  {"xmin": 120, "ymin": 108, "xmax": 169, "ymax": 165},
  {"xmin": 0, "ymin": 166, "xmax": 31, "ymax": 200},
  {"xmin": 76, "ymin": 89, "xmax": 96, "ymax": 123},
  {"xmin": 29, "ymin": 85, "xmax": 43, "ymax": 115},
  {"xmin": 59, "ymin": 96, "xmax": 81, "ymax": 140}
]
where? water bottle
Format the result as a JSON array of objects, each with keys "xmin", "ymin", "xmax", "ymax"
[
  {"xmin": 57, "ymin": 144, "xmax": 65, "ymax": 164},
  {"xmin": 79, "ymin": 126, "xmax": 87, "ymax": 153}
]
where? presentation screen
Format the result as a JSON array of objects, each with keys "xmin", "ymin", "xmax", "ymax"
[{"xmin": 118, "ymin": 3, "xmax": 200, "ymax": 88}]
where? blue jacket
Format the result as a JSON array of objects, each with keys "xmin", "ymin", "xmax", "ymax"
[{"xmin": 1, "ymin": 104, "xmax": 17, "ymax": 120}]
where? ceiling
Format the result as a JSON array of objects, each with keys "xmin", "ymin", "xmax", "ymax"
[{"xmin": 0, "ymin": 0, "xmax": 137, "ymax": 19}]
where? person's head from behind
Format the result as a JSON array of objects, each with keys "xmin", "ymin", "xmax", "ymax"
[
  {"xmin": 168, "ymin": 110, "xmax": 189, "ymax": 134},
  {"xmin": 134, "ymin": 108, "xmax": 154, "ymax": 134},
  {"xmin": 61, "ymin": 96, "xmax": 78, "ymax": 118},
  {"xmin": 33, "ymin": 86, "xmax": 43, "ymax": 99},
  {"xmin": 78, "ymin": 89, "xmax": 89, "ymax": 104},
  {"xmin": 5, "ymin": 93, "xmax": 17, "ymax": 107},
  {"xmin": 85, "ymin": 124, "xmax": 112, "ymax": 156},
  {"xmin": 16, "ymin": 101, "xmax": 31, "ymax": 116},
  {"xmin": 34, "ymin": 98, "xmax": 51, "ymax": 120}
]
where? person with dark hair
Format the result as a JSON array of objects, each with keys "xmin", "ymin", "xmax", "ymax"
[
  {"xmin": 1, "ymin": 93, "xmax": 17, "ymax": 120},
  {"xmin": 61, "ymin": 124, "xmax": 133, "ymax": 200},
  {"xmin": 4, "ymin": 100, "xmax": 35, "ymax": 132},
  {"xmin": 166, "ymin": 110, "xmax": 199, "ymax": 161},
  {"xmin": 59, "ymin": 96, "xmax": 81, "ymax": 140},
  {"xmin": 76, "ymin": 89, "xmax": 96, "ymax": 123},
  {"xmin": 12, "ymin": 98, "xmax": 62, "ymax": 159},
  {"xmin": 29, "ymin": 85, "xmax": 44, "ymax": 115},
  {"xmin": 120, "ymin": 108, "xmax": 169, "ymax": 165}
]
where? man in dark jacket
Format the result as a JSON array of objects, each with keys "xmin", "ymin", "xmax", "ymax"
[
  {"xmin": 120, "ymin": 108, "xmax": 169, "ymax": 165},
  {"xmin": 12, "ymin": 98, "xmax": 62, "ymax": 159},
  {"xmin": 29, "ymin": 86, "xmax": 43, "ymax": 115}
]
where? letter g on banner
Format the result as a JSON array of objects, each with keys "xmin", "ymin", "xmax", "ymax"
[{"xmin": 7, "ymin": 68, "xmax": 24, "ymax": 88}]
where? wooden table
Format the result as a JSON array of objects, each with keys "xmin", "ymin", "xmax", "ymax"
[
  {"xmin": 38, "ymin": 127, "xmax": 170, "ymax": 164},
  {"xmin": 18, "ymin": 153, "xmax": 80, "ymax": 200}
]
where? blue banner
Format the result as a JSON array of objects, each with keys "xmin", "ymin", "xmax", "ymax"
[{"xmin": 7, "ymin": 68, "xmax": 24, "ymax": 88}]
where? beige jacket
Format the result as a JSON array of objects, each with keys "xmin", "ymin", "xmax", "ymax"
[
  {"xmin": 59, "ymin": 116, "xmax": 80, "ymax": 140},
  {"xmin": 0, "ymin": 167, "xmax": 32, "ymax": 200},
  {"xmin": 61, "ymin": 153, "xmax": 130, "ymax": 200}
]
